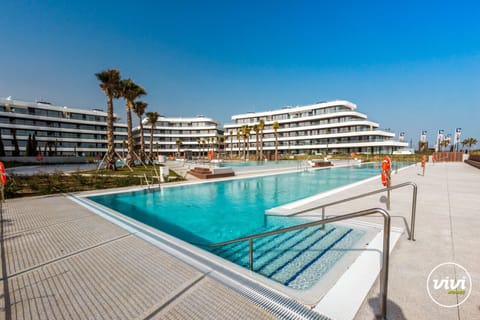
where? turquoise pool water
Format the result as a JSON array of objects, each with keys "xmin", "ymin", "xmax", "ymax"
[
  {"xmin": 89, "ymin": 162, "xmax": 408, "ymax": 245},
  {"xmin": 89, "ymin": 162, "xmax": 411, "ymax": 290}
]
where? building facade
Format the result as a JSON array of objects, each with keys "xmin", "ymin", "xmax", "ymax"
[
  {"xmin": 224, "ymin": 100, "xmax": 408, "ymax": 157},
  {"xmin": 138, "ymin": 115, "xmax": 224, "ymax": 158},
  {"xmin": 0, "ymin": 97, "xmax": 127, "ymax": 157},
  {"xmin": 0, "ymin": 97, "xmax": 408, "ymax": 160}
]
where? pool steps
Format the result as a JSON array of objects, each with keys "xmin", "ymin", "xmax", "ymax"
[{"xmin": 209, "ymin": 224, "xmax": 357, "ymax": 289}]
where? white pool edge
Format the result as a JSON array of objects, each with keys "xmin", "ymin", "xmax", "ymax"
[{"xmin": 314, "ymin": 227, "xmax": 403, "ymax": 320}]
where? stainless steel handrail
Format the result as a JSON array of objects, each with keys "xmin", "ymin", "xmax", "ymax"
[
  {"xmin": 210, "ymin": 207, "xmax": 392, "ymax": 319},
  {"xmin": 285, "ymin": 181, "xmax": 418, "ymax": 241}
]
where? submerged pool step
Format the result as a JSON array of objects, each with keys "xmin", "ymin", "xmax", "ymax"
[
  {"xmin": 214, "ymin": 224, "xmax": 359, "ymax": 290},
  {"xmin": 217, "ymin": 225, "xmax": 335, "ymax": 269},
  {"xmin": 253, "ymin": 227, "xmax": 335, "ymax": 273},
  {"xmin": 276, "ymin": 229, "xmax": 353, "ymax": 286},
  {"xmin": 220, "ymin": 226, "xmax": 325, "ymax": 268},
  {"xmin": 226, "ymin": 227, "xmax": 313, "ymax": 266},
  {"xmin": 211, "ymin": 226, "xmax": 285, "ymax": 258}
]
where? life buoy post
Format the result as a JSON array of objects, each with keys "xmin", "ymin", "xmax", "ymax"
[
  {"xmin": 381, "ymin": 156, "xmax": 392, "ymax": 209},
  {"xmin": 421, "ymin": 155, "xmax": 426, "ymax": 176},
  {"xmin": 0, "ymin": 161, "xmax": 6, "ymax": 202}
]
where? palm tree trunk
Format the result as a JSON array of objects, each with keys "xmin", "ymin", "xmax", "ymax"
[
  {"xmin": 230, "ymin": 136, "xmax": 233, "ymax": 159},
  {"xmin": 274, "ymin": 132, "xmax": 278, "ymax": 161},
  {"xmin": 149, "ymin": 126, "xmax": 154, "ymax": 159},
  {"xmin": 106, "ymin": 95, "xmax": 117, "ymax": 170},
  {"xmin": 255, "ymin": 133, "xmax": 259, "ymax": 160},
  {"xmin": 126, "ymin": 103, "xmax": 134, "ymax": 166},
  {"xmin": 260, "ymin": 129, "xmax": 263, "ymax": 160},
  {"xmin": 139, "ymin": 119, "xmax": 145, "ymax": 161},
  {"xmin": 243, "ymin": 137, "xmax": 246, "ymax": 160}
]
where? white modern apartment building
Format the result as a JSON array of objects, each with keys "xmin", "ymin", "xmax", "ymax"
[
  {"xmin": 0, "ymin": 97, "xmax": 128, "ymax": 157},
  {"xmin": 224, "ymin": 100, "xmax": 408, "ymax": 156},
  {"xmin": 139, "ymin": 115, "xmax": 224, "ymax": 157}
]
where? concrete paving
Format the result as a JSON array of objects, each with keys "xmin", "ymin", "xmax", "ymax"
[
  {"xmin": 0, "ymin": 196, "xmax": 279, "ymax": 320},
  {"xmin": 279, "ymin": 162, "xmax": 479, "ymax": 319},
  {"xmin": 1, "ymin": 161, "xmax": 479, "ymax": 319},
  {"xmin": 352, "ymin": 162, "xmax": 480, "ymax": 320}
]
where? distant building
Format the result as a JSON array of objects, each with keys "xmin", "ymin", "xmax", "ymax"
[
  {"xmin": 0, "ymin": 97, "xmax": 408, "ymax": 159},
  {"xmin": 0, "ymin": 97, "xmax": 127, "ymax": 157},
  {"xmin": 136, "ymin": 115, "xmax": 224, "ymax": 157},
  {"xmin": 224, "ymin": 100, "xmax": 408, "ymax": 156}
]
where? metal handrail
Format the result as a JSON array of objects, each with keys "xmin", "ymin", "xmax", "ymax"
[
  {"xmin": 285, "ymin": 181, "xmax": 418, "ymax": 241},
  {"xmin": 210, "ymin": 207, "xmax": 392, "ymax": 319}
]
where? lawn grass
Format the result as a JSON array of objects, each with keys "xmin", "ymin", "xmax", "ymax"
[{"xmin": 4, "ymin": 165, "xmax": 184, "ymax": 199}]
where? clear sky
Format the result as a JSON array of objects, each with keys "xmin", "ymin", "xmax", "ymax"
[{"xmin": 1, "ymin": 0, "xmax": 479, "ymax": 146}]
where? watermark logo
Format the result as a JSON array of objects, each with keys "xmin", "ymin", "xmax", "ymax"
[{"xmin": 427, "ymin": 262, "xmax": 472, "ymax": 308}]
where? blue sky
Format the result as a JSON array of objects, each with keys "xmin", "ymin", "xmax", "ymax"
[{"xmin": 1, "ymin": 0, "xmax": 479, "ymax": 146}]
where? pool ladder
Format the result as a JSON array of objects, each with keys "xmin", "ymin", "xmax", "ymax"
[{"xmin": 297, "ymin": 160, "xmax": 310, "ymax": 172}]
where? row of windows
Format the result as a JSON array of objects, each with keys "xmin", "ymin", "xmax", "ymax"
[
  {"xmin": 155, "ymin": 121, "xmax": 217, "ymax": 127},
  {"xmin": 2, "ymin": 140, "xmax": 108, "ymax": 148},
  {"xmin": 235, "ymin": 105, "xmax": 351, "ymax": 124},
  {"xmin": 226, "ymin": 126, "xmax": 377, "ymax": 139},
  {"xmin": 0, "ymin": 117, "xmax": 127, "ymax": 132},
  {"xmin": 2, "ymin": 133, "xmax": 126, "ymax": 142},
  {"xmin": 0, "ymin": 104, "xmax": 108, "ymax": 122},
  {"xmin": 233, "ymin": 116, "xmax": 365, "ymax": 131},
  {"xmin": 144, "ymin": 129, "xmax": 220, "ymax": 135},
  {"xmin": 226, "ymin": 136, "xmax": 390, "ymax": 148}
]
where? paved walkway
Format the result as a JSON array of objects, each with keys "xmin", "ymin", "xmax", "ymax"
[
  {"xmin": 353, "ymin": 162, "xmax": 480, "ymax": 319},
  {"xmin": 1, "ymin": 162, "xmax": 479, "ymax": 319},
  {"xmin": 0, "ymin": 196, "xmax": 280, "ymax": 319}
]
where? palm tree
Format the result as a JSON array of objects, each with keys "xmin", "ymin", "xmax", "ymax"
[
  {"xmin": 241, "ymin": 125, "xmax": 248, "ymax": 160},
  {"xmin": 229, "ymin": 130, "xmax": 233, "ymax": 159},
  {"xmin": 273, "ymin": 121, "xmax": 279, "ymax": 161},
  {"xmin": 95, "ymin": 69, "xmax": 121, "ymax": 170},
  {"xmin": 440, "ymin": 139, "xmax": 450, "ymax": 152},
  {"xmin": 201, "ymin": 139, "xmax": 207, "ymax": 159},
  {"xmin": 176, "ymin": 139, "xmax": 183, "ymax": 158},
  {"xmin": 462, "ymin": 137, "xmax": 478, "ymax": 153},
  {"xmin": 246, "ymin": 129, "xmax": 251, "ymax": 160},
  {"xmin": 133, "ymin": 100, "xmax": 148, "ymax": 161},
  {"xmin": 236, "ymin": 130, "xmax": 241, "ymax": 158},
  {"xmin": 258, "ymin": 119, "xmax": 265, "ymax": 160},
  {"xmin": 196, "ymin": 139, "xmax": 201, "ymax": 159},
  {"xmin": 418, "ymin": 141, "xmax": 428, "ymax": 153},
  {"xmin": 242, "ymin": 125, "xmax": 250, "ymax": 160},
  {"xmin": 216, "ymin": 135, "xmax": 223, "ymax": 159},
  {"xmin": 119, "ymin": 78, "xmax": 146, "ymax": 166},
  {"xmin": 146, "ymin": 111, "xmax": 159, "ymax": 159},
  {"xmin": 253, "ymin": 124, "xmax": 260, "ymax": 160}
]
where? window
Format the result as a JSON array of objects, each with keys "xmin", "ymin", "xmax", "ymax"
[{"xmin": 47, "ymin": 110, "xmax": 61, "ymax": 118}]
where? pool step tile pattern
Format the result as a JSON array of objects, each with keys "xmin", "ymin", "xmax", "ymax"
[{"xmin": 211, "ymin": 225, "xmax": 364, "ymax": 290}]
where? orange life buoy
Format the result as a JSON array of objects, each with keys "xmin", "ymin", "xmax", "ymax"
[
  {"xmin": 381, "ymin": 156, "xmax": 391, "ymax": 186},
  {"xmin": 421, "ymin": 155, "xmax": 426, "ymax": 168},
  {"xmin": 381, "ymin": 172, "xmax": 387, "ymax": 186},
  {"xmin": 0, "ymin": 161, "xmax": 6, "ymax": 185},
  {"xmin": 381, "ymin": 156, "xmax": 391, "ymax": 171}
]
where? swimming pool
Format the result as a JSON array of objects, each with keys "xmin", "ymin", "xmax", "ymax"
[
  {"xmin": 88, "ymin": 162, "xmax": 408, "ymax": 290},
  {"xmin": 89, "ymin": 163, "xmax": 390, "ymax": 243}
]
